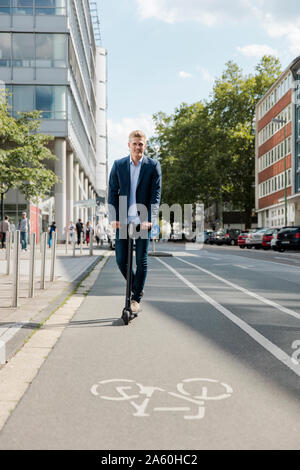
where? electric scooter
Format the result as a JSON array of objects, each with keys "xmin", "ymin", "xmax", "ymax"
[{"xmin": 121, "ymin": 223, "xmax": 136, "ymax": 325}]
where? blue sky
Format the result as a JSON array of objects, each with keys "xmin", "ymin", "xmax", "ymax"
[{"xmin": 99, "ymin": 0, "xmax": 300, "ymax": 168}]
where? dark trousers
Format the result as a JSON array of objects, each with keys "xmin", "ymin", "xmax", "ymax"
[
  {"xmin": 115, "ymin": 225, "xmax": 151, "ymax": 303},
  {"xmin": 1, "ymin": 232, "xmax": 6, "ymax": 249}
]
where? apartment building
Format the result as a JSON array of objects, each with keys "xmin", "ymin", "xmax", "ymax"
[
  {"xmin": 0, "ymin": 0, "xmax": 107, "ymax": 241},
  {"xmin": 255, "ymin": 57, "xmax": 300, "ymax": 228}
]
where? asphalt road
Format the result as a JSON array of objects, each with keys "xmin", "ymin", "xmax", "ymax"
[{"xmin": 1, "ymin": 243, "xmax": 300, "ymax": 450}]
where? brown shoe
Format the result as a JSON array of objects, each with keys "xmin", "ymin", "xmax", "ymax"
[{"xmin": 130, "ymin": 300, "xmax": 141, "ymax": 314}]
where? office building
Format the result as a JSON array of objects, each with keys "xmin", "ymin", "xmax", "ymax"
[{"xmin": 0, "ymin": 0, "xmax": 107, "ymax": 241}]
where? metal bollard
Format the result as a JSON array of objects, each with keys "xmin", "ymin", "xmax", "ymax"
[
  {"xmin": 73, "ymin": 239, "xmax": 76, "ymax": 257},
  {"xmin": 80, "ymin": 231, "xmax": 83, "ymax": 255},
  {"xmin": 40, "ymin": 232, "xmax": 47, "ymax": 290},
  {"xmin": 28, "ymin": 233, "xmax": 36, "ymax": 298},
  {"xmin": 12, "ymin": 230, "xmax": 20, "ymax": 308},
  {"xmin": 50, "ymin": 231, "xmax": 57, "ymax": 282},
  {"xmin": 6, "ymin": 232, "xmax": 12, "ymax": 276},
  {"xmin": 89, "ymin": 229, "xmax": 94, "ymax": 256},
  {"xmin": 65, "ymin": 231, "xmax": 68, "ymax": 254}
]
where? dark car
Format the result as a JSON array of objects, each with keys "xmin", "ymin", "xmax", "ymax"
[
  {"xmin": 208, "ymin": 231, "xmax": 217, "ymax": 244},
  {"xmin": 224, "ymin": 229, "xmax": 242, "ymax": 246},
  {"xmin": 275, "ymin": 226, "xmax": 300, "ymax": 252},
  {"xmin": 214, "ymin": 230, "xmax": 227, "ymax": 245}
]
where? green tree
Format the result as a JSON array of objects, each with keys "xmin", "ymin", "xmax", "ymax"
[
  {"xmin": 0, "ymin": 91, "xmax": 58, "ymax": 219},
  {"xmin": 149, "ymin": 55, "xmax": 281, "ymax": 228},
  {"xmin": 210, "ymin": 55, "xmax": 281, "ymax": 227}
]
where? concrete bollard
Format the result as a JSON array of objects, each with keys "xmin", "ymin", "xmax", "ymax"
[
  {"xmin": 89, "ymin": 229, "xmax": 94, "ymax": 256},
  {"xmin": 0, "ymin": 340, "xmax": 5, "ymax": 365},
  {"xmin": 40, "ymin": 232, "xmax": 47, "ymax": 290},
  {"xmin": 65, "ymin": 231, "xmax": 69, "ymax": 254},
  {"xmin": 12, "ymin": 230, "xmax": 20, "ymax": 308},
  {"xmin": 50, "ymin": 231, "xmax": 57, "ymax": 282},
  {"xmin": 28, "ymin": 233, "xmax": 36, "ymax": 298}
]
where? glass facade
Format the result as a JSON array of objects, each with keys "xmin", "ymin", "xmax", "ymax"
[
  {"xmin": 0, "ymin": 0, "xmax": 66, "ymax": 15},
  {"xmin": 9, "ymin": 85, "xmax": 66, "ymax": 119},
  {"xmin": 0, "ymin": 32, "xmax": 11, "ymax": 66},
  {"xmin": 0, "ymin": 33, "xmax": 67, "ymax": 68}
]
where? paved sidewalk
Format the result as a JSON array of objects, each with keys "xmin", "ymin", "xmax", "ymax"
[{"xmin": 0, "ymin": 244, "xmax": 112, "ymax": 366}]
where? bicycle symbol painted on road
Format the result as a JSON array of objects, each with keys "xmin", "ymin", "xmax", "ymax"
[{"xmin": 90, "ymin": 378, "xmax": 233, "ymax": 420}]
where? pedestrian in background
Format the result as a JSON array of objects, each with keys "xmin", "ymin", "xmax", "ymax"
[
  {"xmin": 85, "ymin": 221, "xmax": 93, "ymax": 245},
  {"xmin": 76, "ymin": 219, "xmax": 83, "ymax": 245},
  {"xmin": 48, "ymin": 221, "xmax": 56, "ymax": 248},
  {"xmin": 0, "ymin": 216, "xmax": 10, "ymax": 250},
  {"xmin": 18, "ymin": 212, "xmax": 30, "ymax": 251},
  {"xmin": 68, "ymin": 221, "xmax": 76, "ymax": 244}
]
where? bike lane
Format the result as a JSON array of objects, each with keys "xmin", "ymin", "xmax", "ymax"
[{"xmin": 0, "ymin": 255, "xmax": 300, "ymax": 450}]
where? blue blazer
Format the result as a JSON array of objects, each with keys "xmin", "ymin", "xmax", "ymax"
[{"xmin": 108, "ymin": 155, "xmax": 162, "ymax": 223}]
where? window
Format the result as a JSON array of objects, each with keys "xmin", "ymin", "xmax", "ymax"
[
  {"xmin": 13, "ymin": 0, "xmax": 33, "ymax": 15},
  {"xmin": 11, "ymin": 85, "xmax": 66, "ymax": 119},
  {"xmin": 281, "ymin": 81, "xmax": 284, "ymax": 96},
  {"xmin": 0, "ymin": 33, "xmax": 11, "ymax": 67},
  {"xmin": 0, "ymin": 0, "xmax": 10, "ymax": 14},
  {"xmin": 36, "ymin": 85, "xmax": 66, "ymax": 119},
  {"xmin": 35, "ymin": 0, "xmax": 66, "ymax": 16},
  {"xmin": 285, "ymin": 77, "xmax": 288, "ymax": 93},
  {"xmin": 12, "ymin": 33, "xmax": 34, "ymax": 67},
  {"xmin": 12, "ymin": 85, "xmax": 34, "ymax": 115},
  {"xmin": 36, "ymin": 34, "xmax": 67, "ymax": 68}
]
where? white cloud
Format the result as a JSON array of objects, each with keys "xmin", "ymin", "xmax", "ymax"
[
  {"xmin": 107, "ymin": 114, "xmax": 155, "ymax": 170},
  {"xmin": 179, "ymin": 70, "xmax": 193, "ymax": 79},
  {"xmin": 237, "ymin": 44, "xmax": 278, "ymax": 58},
  {"xmin": 136, "ymin": 0, "xmax": 255, "ymax": 26},
  {"xmin": 136, "ymin": 0, "xmax": 300, "ymax": 57}
]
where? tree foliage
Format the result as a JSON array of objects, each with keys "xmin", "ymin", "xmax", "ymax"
[
  {"xmin": 0, "ymin": 91, "xmax": 58, "ymax": 206},
  {"xmin": 148, "ymin": 55, "xmax": 282, "ymax": 227}
]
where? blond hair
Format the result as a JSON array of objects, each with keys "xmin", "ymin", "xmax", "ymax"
[{"xmin": 128, "ymin": 130, "xmax": 147, "ymax": 142}]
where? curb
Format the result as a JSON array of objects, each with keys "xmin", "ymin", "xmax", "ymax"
[
  {"xmin": 0, "ymin": 252, "xmax": 112, "ymax": 432},
  {"xmin": 0, "ymin": 254, "xmax": 107, "ymax": 367}
]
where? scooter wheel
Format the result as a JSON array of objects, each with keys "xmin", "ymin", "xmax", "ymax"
[{"xmin": 121, "ymin": 308, "xmax": 131, "ymax": 325}]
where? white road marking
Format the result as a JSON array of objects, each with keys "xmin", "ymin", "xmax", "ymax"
[
  {"xmin": 175, "ymin": 257, "xmax": 300, "ymax": 321},
  {"xmin": 274, "ymin": 257, "xmax": 300, "ymax": 263},
  {"xmin": 234, "ymin": 265, "xmax": 251, "ymax": 270},
  {"xmin": 156, "ymin": 257, "xmax": 300, "ymax": 378}
]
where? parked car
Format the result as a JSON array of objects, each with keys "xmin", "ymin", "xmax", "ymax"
[
  {"xmin": 224, "ymin": 229, "xmax": 242, "ymax": 246},
  {"xmin": 262, "ymin": 228, "xmax": 281, "ymax": 250},
  {"xmin": 246, "ymin": 228, "xmax": 269, "ymax": 249},
  {"xmin": 208, "ymin": 231, "xmax": 217, "ymax": 245},
  {"xmin": 245, "ymin": 228, "xmax": 264, "ymax": 249},
  {"xmin": 275, "ymin": 226, "xmax": 300, "ymax": 252},
  {"xmin": 195, "ymin": 231, "xmax": 213, "ymax": 244},
  {"xmin": 214, "ymin": 230, "xmax": 227, "ymax": 245},
  {"xmin": 238, "ymin": 231, "xmax": 249, "ymax": 249}
]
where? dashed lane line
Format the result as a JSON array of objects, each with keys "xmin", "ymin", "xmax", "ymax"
[
  {"xmin": 156, "ymin": 257, "xmax": 300, "ymax": 378},
  {"xmin": 174, "ymin": 256, "xmax": 300, "ymax": 321}
]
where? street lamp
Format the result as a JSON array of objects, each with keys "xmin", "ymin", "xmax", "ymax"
[{"xmin": 272, "ymin": 117, "xmax": 288, "ymax": 226}]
